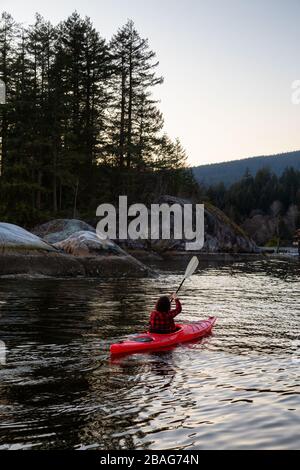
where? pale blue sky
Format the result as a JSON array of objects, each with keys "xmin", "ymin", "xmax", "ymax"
[{"xmin": 2, "ymin": 0, "xmax": 300, "ymax": 165}]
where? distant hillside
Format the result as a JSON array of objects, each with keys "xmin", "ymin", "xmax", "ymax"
[{"xmin": 193, "ymin": 150, "xmax": 300, "ymax": 187}]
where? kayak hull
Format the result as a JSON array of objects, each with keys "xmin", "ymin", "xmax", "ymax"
[{"xmin": 110, "ymin": 316, "xmax": 216, "ymax": 356}]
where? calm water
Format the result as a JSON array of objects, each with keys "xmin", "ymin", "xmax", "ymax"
[{"xmin": 0, "ymin": 259, "xmax": 299, "ymax": 450}]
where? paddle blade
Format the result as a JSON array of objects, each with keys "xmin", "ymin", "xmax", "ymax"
[{"xmin": 184, "ymin": 256, "xmax": 199, "ymax": 279}]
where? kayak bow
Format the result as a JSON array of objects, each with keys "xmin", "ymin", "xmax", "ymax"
[{"xmin": 110, "ymin": 316, "xmax": 216, "ymax": 356}]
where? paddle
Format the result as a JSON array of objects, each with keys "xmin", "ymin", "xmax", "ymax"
[{"xmin": 174, "ymin": 256, "xmax": 199, "ymax": 296}]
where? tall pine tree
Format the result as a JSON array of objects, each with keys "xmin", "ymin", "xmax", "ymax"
[{"xmin": 109, "ymin": 20, "xmax": 163, "ymax": 169}]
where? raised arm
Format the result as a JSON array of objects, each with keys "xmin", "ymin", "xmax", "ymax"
[{"xmin": 169, "ymin": 294, "xmax": 182, "ymax": 318}]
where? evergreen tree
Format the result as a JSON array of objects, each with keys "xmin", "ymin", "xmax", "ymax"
[
  {"xmin": 26, "ymin": 14, "xmax": 57, "ymax": 211},
  {"xmin": 54, "ymin": 12, "xmax": 110, "ymax": 212},
  {"xmin": 153, "ymin": 135, "xmax": 187, "ymax": 170},
  {"xmin": 135, "ymin": 91, "xmax": 164, "ymax": 167},
  {"xmin": 109, "ymin": 20, "xmax": 163, "ymax": 169},
  {"xmin": 0, "ymin": 12, "xmax": 18, "ymax": 175}
]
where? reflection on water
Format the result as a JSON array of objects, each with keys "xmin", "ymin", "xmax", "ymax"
[{"xmin": 0, "ymin": 259, "xmax": 299, "ymax": 450}]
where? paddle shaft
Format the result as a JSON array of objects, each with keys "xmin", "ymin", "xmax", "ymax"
[{"xmin": 176, "ymin": 279, "xmax": 185, "ymax": 295}]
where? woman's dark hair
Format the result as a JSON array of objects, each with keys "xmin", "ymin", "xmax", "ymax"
[{"xmin": 156, "ymin": 296, "xmax": 171, "ymax": 313}]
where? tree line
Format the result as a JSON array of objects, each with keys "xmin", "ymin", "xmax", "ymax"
[
  {"xmin": 206, "ymin": 166, "xmax": 300, "ymax": 240},
  {"xmin": 0, "ymin": 12, "xmax": 196, "ymax": 226}
]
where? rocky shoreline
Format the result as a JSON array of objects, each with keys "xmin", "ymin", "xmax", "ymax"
[
  {"xmin": 0, "ymin": 252, "xmax": 155, "ymax": 278},
  {"xmin": 0, "ymin": 197, "xmax": 264, "ymax": 278},
  {"xmin": 0, "ymin": 221, "xmax": 156, "ymax": 279}
]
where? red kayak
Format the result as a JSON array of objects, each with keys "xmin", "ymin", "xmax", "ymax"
[{"xmin": 110, "ymin": 317, "xmax": 217, "ymax": 356}]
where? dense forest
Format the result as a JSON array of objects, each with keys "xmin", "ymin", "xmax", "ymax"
[
  {"xmin": 193, "ymin": 150, "xmax": 300, "ymax": 187},
  {"xmin": 1, "ymin": 10, "xmax": 299, "ymax": 245},
  {"xmin": 0, "ymin": 12, "xmax": 198, "ymax": 227},
  {"xmin": 206, "ymin": 167, "xmax": 300, "ymax": 243}
]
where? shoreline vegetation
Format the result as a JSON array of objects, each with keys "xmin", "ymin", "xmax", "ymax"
[
  {"xmin": 0, "ymin": 198, "xmax": 274, "ymax": 279},
  {"xmin": 200, "ymin": 167, "xmax": 300, "ymax": 247},
  {"xmin": 0, "ymin": 194, "xmax": 264, "ymax": 278}
]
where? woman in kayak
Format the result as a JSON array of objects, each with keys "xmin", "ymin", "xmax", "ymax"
[{"xmin": 149, "ymin": 293, "xmax": 182, "ymax": 334}]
